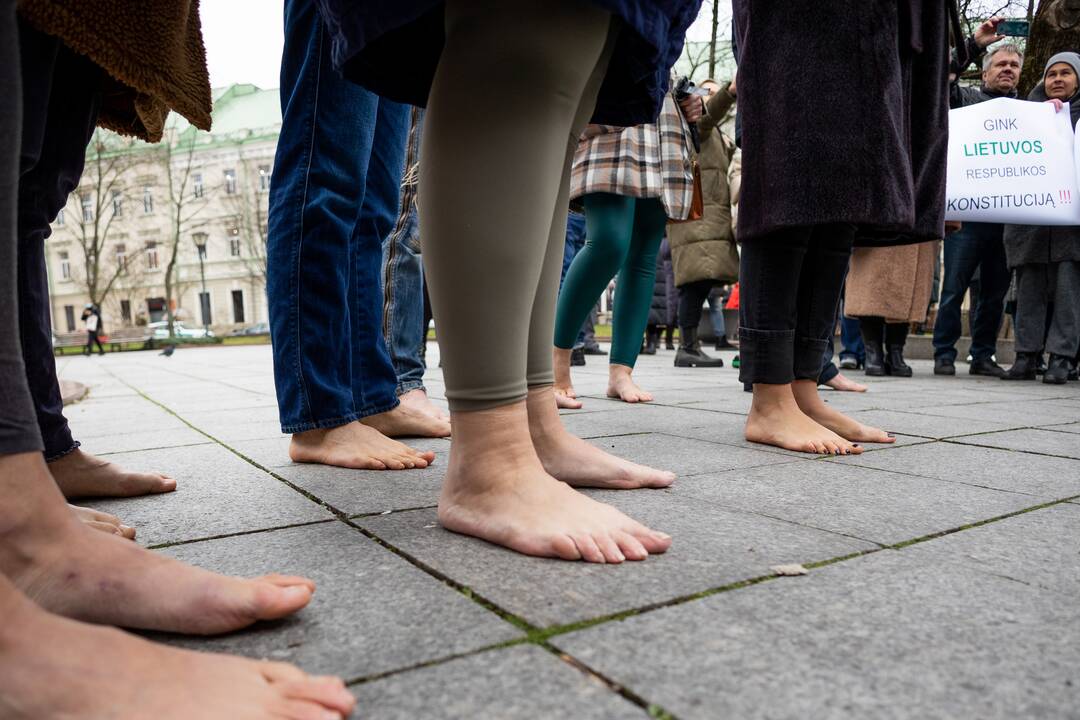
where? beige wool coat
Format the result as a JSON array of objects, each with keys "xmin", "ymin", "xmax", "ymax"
[
  {"xmin": 667, "ymin": 85, "xmax": 739, "ymax": 286},
  {"xmin": 845, "ymin": 240, "xmax": 940, "ymax": 323},
  {"xmin": 18, "ymin": 0, "xmax": 212, "ymax": 142}
]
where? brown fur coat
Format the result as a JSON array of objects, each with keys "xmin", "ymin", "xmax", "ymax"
[
  {"xmin": 18, "ymin": 0, "xmax": 212, "ymax": 141},
  {"xmin": 845, "ymin": 241, "xmax": 939, "ymax": 323}
]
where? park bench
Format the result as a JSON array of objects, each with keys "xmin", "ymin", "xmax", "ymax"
[{"xmin": 52, "ymin": 328, "xmax": 155, "ymax": 354}]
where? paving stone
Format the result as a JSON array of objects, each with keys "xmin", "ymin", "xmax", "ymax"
[
  {"xmin": 353, "ymin": 645, "xmax": 647, "ymax": 720},
  {"xmin": 893, "ymin": 503, "xmax": 1080, "ymax": 598},
  {"xmin": 556, "ymin": 551, "xmax": 1080, "ymax": 720},
  {"xmin": 910, "ymin": 400, "xmax": 1080, "ymax": 426},
  {"xmin": 63, "ymin": 401, "xmax": 191, "ymax": 439},
  {"xmin": 90, "ymin": 426, "xmax": 213, "ymax": 455},
  {"xmin": 677, "ymin": 460, "xmax": 1044, "ymax": 545},
  {"xmin": 158, "ymin": 523, "xmax": 522, "ymax": 679},
  {"xmin": 587, "ymin": 432, "xmax": 797, "ymax": 478},
  {"xmin": 845, "ymin": 441, "xmax": 1080, "ymax": 497},
  {"xmin": 557, "ymin": 404, "xmax": 722, "ymax": 439},
  {"xmin": 1043, "ymin": 422, "xmax": 1080, "ymax": 434},
  {"xmin": 229, "ymin": 437, "xmax": 450, "ymax": 516},
  {"xmin": 841, "ymin": 409, "xmax": 1022, "ymax": 438},
  {"xmin": 84, "ymin": 444, "xmax": 333, "ymax": 546},
  {"xmin": 949, "ymin": 428, "xmax": 1080, "ymax": 459},
  {"xmin": 356, "ymin": 490, "xmax": 873, "ymax": 628}
]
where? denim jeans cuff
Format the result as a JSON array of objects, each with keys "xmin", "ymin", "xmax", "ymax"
[
  {"xmin": 395, "ymin": 380, "xmax": 425, "ymax": 396},
  {"xmin": 280, "ymin": 398, "xmax": 401, "ymax": 434},
  {"xmin": 45, "ymin": 439, "xmax": 81, "ymax": 463}
]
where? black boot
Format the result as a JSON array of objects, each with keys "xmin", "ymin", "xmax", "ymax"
[
  {"xmin": 860, "ymin": 317, "xmax": 886, "ymax": 377},
  {"xmin": 715, "ymin": 334, "xmax": 735, "ymax": 350},
  {"xmin": 675, "ymin": 327, "xmax": 725, "ymax": 368},
  {"xmin": 1043, "ymin": 354, "xmax": 1070, "ymax": 384},
  {"xmin": 884, "ymin": 323, "xmax": 913, "ymax": 377},
  {"xmin": 664, "ymin": 326, "xmax": 675, "ymax": 350},
  {"xmin": 641, "ymin": 325, "xmax": 658, "ymax": 355},
  {"xmin": 1002, "ymin": 352, "xmax": 1038, "ymax": 381}
]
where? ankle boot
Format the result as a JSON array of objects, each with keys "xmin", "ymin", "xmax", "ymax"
[
  {"xmin": 1044, "ymin": 354, "xmax": 1070, "ymax": 384},
  {"xmin": 641, "ymin": 325, "xmax": 658, "ymax": 355},
  {"xmin": 884, "ymin": 322, "xmax": 913, "ymax": 377},
  {"xmin": 675, "ymin": 327, "xmax": 725, "ymax": 368},
  {"xmin": 860, "ymin": 317, "xmax": 886, "ymax": 376},
  {"xmin": 664, "ymin": 326, "xmax": 676, "ymax": 350},
  {"xmin": 1002, "ymin": 352, "xmax": 1039, "ymax": 381}
]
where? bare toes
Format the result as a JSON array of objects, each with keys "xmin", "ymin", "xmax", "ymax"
[
  {"xmin": 572, "ymin": 534, "xmax": 606, "ymax": 563},
  {"xmin": 260, "ymin": 574, "xmax": 316, "ymax": 593},
  {"xmin": 550, "ymin": 534, "xmax": 582, "ymax": 561},
  {"xmin": 594, "ymin": 533, "xmax": 625, "ymax": 563},
  {"xmin": 280, "ymin": 676, "xmax": 355, "ymax": 714},
  {"xmin": 612, "ymin": 530, "xmax": 648, "ymax": 561},
  {"xmin": 250, "ymin": 582, "xmax": 314, "ymax": 621}
]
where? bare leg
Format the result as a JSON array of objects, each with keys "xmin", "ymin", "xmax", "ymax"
[
  {"xmin": 1, "ymin": 451, "xmax": 318, "ymax": 634},
  {"xmin": 744, "ymin": 383, "xmax": 862, "ymax": 455},
  {"xmin": 792, "ymin": 379, "xmax": 894, "ymax": 444},
  {"xmin": 290, "ymin": 421, "xmax": 436, "ymax": 470},
  {"xmin": 69, "ymin": 504, "xmax": 134, "ymax": 539},
  {"xmin": 0, "ymin": 573, "xmax": 356, "ymax": 719},
  {"xmin": 437, "ymin": 401, "xmax": 670, "ymax": 563},
  {"xmin": 552, "ymin": 347, "xmax": 582, "ymax": 409},
  {"xmin": 606, "ymin": 363, "xmax": 653, "ymax": 403},
  {"xmin": 361, "ymin": 402, "xmax": 450, "ymax": 438},
  {"xmin": 823, "ymin": 372, "xmax": 868, "ymax": 393},
  {"xmin": 49, "ymin": 448, "xmax": 175, "ymax": 500},
  {"xmin": 397, "ymin": 387, "xmax": 450, "ymax": 423},
  {"xmin": 527, "ymin": 386, "xmax": 673, "ymax": 488}
]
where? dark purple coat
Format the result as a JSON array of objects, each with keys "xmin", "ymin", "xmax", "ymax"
[
  {"xmin": 314, "ymin": 0, "xmax": 701, "ymax": 126},
  {"xmin": 732, "ymin": 1, "xmax": 950, "ymax": 246}
]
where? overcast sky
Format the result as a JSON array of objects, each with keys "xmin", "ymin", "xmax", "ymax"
[{"xmin": 201, "ymin": 0, "xmax": 732, "ymax": 90}]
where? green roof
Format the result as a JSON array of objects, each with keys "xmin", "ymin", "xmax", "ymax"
[{"xmin": 168, "ymin": 83, "xmax": 281, "ymax": 141}]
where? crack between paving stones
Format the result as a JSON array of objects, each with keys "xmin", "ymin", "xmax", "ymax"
[
  {"xmin": 347, "ymin": 506, "xmax": 437, "ymax": 519},
  {"xmin": 96, "ymin": 440, "xmax": 215, "ymax": 457},
  {"xmin": 146, "ymin": 518, "xmax": 339, "ymax": 550},
  {"xmin": 342, "ymin": 636, "xmax": 532, "ymax": 688},
  {"xmin": 825, "ymin": 456, "xmax": 1051, "ymax": 497},
  {"xmin": 941, "ymin": 437, "xmax": 1080, "ymax": 462}
]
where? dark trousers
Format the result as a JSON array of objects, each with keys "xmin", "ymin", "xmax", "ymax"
[
  {"xmin": 677, "ymin": 279, "xmax": 716, "ymax": 330},
  {"xmin": 17, "ymin": 21, "xmax": 101, "ymax": 460},
  {"xmin": 84, "ymin": 330, "xmax": 104, "ymax": 356},
  {"xmin": 739, "ymin": 225, "xmax": 855, "ymax": 385},
  {"xmin": 932, "ymin": 222, "xmax": 1010, "ymax": 362},
  {"xmin": 1014, "ymin": 261, "xmax": 1080, "ymax": 358},
  {"xmin": 0, "ymin": 0, "xmax": 43, "ymax": 457}
]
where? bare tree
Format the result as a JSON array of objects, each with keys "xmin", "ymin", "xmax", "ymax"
[
  {"xmin": 1020, "ymin": 0, "xmax": 1080, "ymax": 94},
  {"xmin": 55, "ymin": 129, "xmax": 143, "ymax": 311},
  {"xmin": 225, "ymin": 156, "xmax": 271, "ymax": 287},
  {"xmin": 708, "ymin": 0, "xmax": 721, "ymax": 79}
]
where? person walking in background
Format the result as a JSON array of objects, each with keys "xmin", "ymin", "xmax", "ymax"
[
  {"xmin": 553, "ymin": 78, "xmax": 702, "ymax": 407},
  {"xmin": 669, "ymin": 78, "xmax": 739, "ymax": 369},
  {"xmin": 80, "ymin": 304, "xmax": 104, "ymax": 356},
  {"xmin": 266, "ymin": 0, "xmax": 449, "ymax": 474},
  {"xmin": 934, "ymin": 20, "xmax": 1017, "ymax": 378},
  {"xmin": 1002, "ymin": 53, "xmax": 1080, "ymax": 384},
  {"xmin": 381, "ymin": 107, "xmax": 449, "ymax": 421},
  {"xmin": 846, "ymin": 239, "xmax": 940, "ymax": 378}
]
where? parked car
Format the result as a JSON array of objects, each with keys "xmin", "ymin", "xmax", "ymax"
[
  {"xmin": 148, "ymin": 321, "xmax": 214, "ymax": 340},
  {"xmin": 228, "ymin": 322, "xmax": 270, "ymax": 336}
]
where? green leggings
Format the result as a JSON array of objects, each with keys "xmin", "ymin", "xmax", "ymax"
[{"xmin": 554, "ymin": 193, "xmax": 668, "ymax": 367}]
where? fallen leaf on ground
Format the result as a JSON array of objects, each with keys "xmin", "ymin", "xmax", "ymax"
[{"xmin": 771, "ymin": 564, "xmax": 808, "ymax": 576}]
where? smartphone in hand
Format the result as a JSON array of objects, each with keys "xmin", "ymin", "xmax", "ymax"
[{"xmin": 998, "ymin": 19, "xmax": 1030, "ymax": 37}]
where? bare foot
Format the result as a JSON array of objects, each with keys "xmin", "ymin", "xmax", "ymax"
[
  {"xmin": 526, "ymin": 387, "xmax": 674, "ymax": 489},
  {"xmin": 437, "ymin": 402, "xmax": 671, "ymax": 563},
  {"xmin": 793, "ymin": 380, "xmax": 895, "ymax": 444},
  {"xmin": 290, "ymin": 421, "xmax": 435, "ymax": 470},
  {"xmin": 3, "ymin": 451, "xmax": 321, "ymax": 635},
  {"xmin": 823, "ymin": 372, "xmax": 868, "ymax": 393},
  {"xmin": 553, "ymin": 347, "xmax": 583, "ymax": 409},
  {"xmin": 49, "ymin": 448, "xmax": 176, "ymax": 500},
  {"xmin": 744, "ymin": 383, "xmax": 862, "ymax": 455},
  {"xmin": 399, "ymin": 387, "xmax": 450, "ymax": 422},
  {"xmin": 69, "ymin": 503, "xmax": 135, "ymax": 540},
  {"xmin": 607, "ymin": 364, "xmax": 653, "ymax": 403},
  {"xmin": 362, "ymin": 402, "xmax": 451, "ymax": 438},
  {"xmin": 0, "ymin": 576, "xmax": 356, "ymax": 719}
]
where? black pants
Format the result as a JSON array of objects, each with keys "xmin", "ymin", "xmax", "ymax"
[
  {"xmin": 677, "ymin": 279, "xmax": 717, "ymax": 331},
  {"xmin": 0, "ymin": 0, "xmax": 43, "ymax": 457},
  {"xmin": 739, "ymin": 225, "xmax": 855, "ymax": 385},
  {"xmin": 17, "ymin": 21, "xmax": 102, "ymax": 459},
  {"xmin": 84, "ymin": 330, "xmax": 105, "ymax": 356}
]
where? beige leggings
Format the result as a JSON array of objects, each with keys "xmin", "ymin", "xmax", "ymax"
[{"xmin": 418, "ymin": 0, "xmax": 616, "ymax": 411}]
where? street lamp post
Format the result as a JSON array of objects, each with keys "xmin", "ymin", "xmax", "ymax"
[{"xmin": 194, "ymin": 233, "xmax": 209, "ymax": 334}]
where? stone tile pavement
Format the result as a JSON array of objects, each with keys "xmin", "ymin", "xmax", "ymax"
[{"xmin": 58, "ymin": 343, "xmax": 1080, "ymax": 719}]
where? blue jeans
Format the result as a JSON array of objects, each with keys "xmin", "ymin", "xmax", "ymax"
[
  {"xmin": 267, "ymin": 0, "xmax": 409, "ymax": 433},
  {"xmin": 561, "ymin": 210, "xmax": 590, "ymax": 347},
  {"xmin": 707, "ymin": 289, "xmax": 726, "ymax": 337},
  {"xmin": 838, "ymin": 305, "xmax": 864, "ymax": 365},
  {"xmin": 381, "ymin": 108, "xmax": 426, "ymax": 395},
  {"xmin": 932, "ymin": 222, "xmax": 1010, "ymax": 363}
]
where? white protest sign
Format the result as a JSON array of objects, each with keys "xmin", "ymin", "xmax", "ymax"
[{"xmin": 945, "ymin": 97, "xmax": 1080, "ymax": 225}]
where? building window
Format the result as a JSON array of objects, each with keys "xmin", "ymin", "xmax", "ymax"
[
  {"xmin": 145, "ymin": 241, "xmax": 159, "ymax": 270},
  {"xmin": 58, "ymin": 251, "xmax": 71, "ymax": 280},
  {"xmin": 120, "ymin": 299, "xmax": 132, "ymax": 324},
  {"xmin": 258, "ymin": 165, "xmax": 271, "ymax": 191},
  {"xmin": 64, "ymin": 305, "xmax": 76, "ymax": 333},
  {"xmin": 193, "ymin": 173, "xmax": 204, "ymax": 199},
  {"xmin": 56, "ymin": 209, "xmax": 65, "ymax": 226},
  {"xmin": 227, "ymin": 222, "xmax": 241, "ymax": 257},
  {"xmin": 229, "ymin": 238, "xmax": 241, "ymax": 257},
  {"xmin": 111, "ymin": 190, "xmax": 123, "ymax": 217},
  {"xmin": 232, "ymin": 290, "xmax": 245, "ymax": 323},
  {"xmin": 224, "ymin": 169, "xmax": 237, "ymax": 195},
  {"xmin": 115, "ymin": 243, "xmax": 127, "ymax": 275},
  {"xmin": 199, "ymin": 291, "xmax": 212, "ymax": 326},
  {"xmin": 81, "ymin": 194, "xmax": 93, "ymax": 222},
  {"xmin": 142, "ymin": 186, "xmax": 153, "ymax": 214}
]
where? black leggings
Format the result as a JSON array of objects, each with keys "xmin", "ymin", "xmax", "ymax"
[
  {"xmin": 738, "ymin": 225, "xmax": 855, "ymax": 385},
  {"xmin": 0, "ymin": 0, "xmax": 43, "ymax": 456},
  {"xmin": 677, "ymin": 279, "xmax": 717, "ymax": 331}
]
